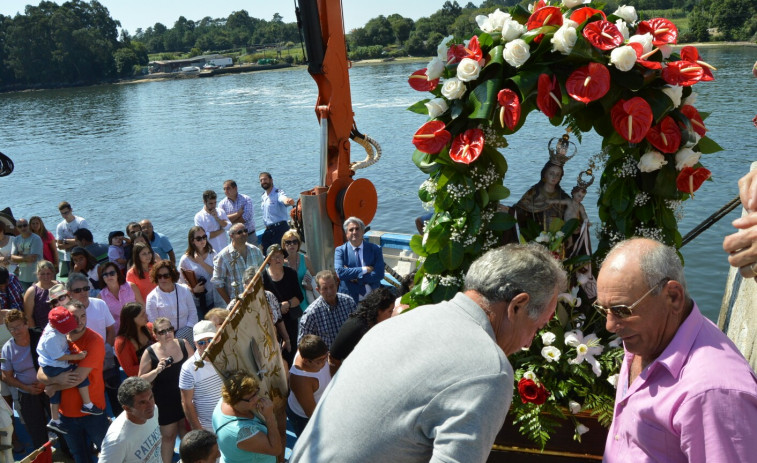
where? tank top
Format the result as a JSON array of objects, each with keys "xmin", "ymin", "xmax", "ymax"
[
  {"xmin": 31, "ymin": 284, "xmax": 52, "ymax": 328},
  {"xmin": 287, "ymin": 353, "xmax": 331, "ymax": 418}
]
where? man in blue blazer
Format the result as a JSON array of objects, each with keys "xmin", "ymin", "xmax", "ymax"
[{"xmin": 335, "ymin": 217, "xmax": 385, "ymax": 304}]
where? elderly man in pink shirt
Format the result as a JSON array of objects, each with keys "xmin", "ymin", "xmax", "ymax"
[{"xmin": 597, "ymin": 238, "xmax": 757, "ymax": 462}]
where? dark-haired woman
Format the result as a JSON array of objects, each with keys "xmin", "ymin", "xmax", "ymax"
[
  {"xmin": 178, "ymin": 226, "xmax": 216, "ymax": 320},
  {"xmin": 262, "ymin": 245, "xmax": 303, "ymax": 366},
  {"xmin": 29, "ymin": 216, "xmax": 58, "ymax": 272},
  {"xmin": 145, "ymin": 260, "xmax": 197, "ymax": 343},
  {"xmin": 99, "ymin": 262, "xmax": 144, "ymax": 332},
  {"xmin": 71, "ymin": 246, "xmax": 100, "ymax": 296},
  {"xmin": 329, "ymin": 287, "xmax": 395, "ymax": 371},
  {"xmin": 114, "ymin": 302, "xmax": 155, "ymax": 377},
  {"xmin": 126, "ymin": 242, "xmax": 158, "ymax": 304}
]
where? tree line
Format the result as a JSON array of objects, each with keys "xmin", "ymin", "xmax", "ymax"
[{"xmin": 0, "ymin": 0, "xmax": 754, "ymax": 89}]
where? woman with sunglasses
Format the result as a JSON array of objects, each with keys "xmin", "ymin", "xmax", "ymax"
[
  {"xmin": 263, "ymin": 245, "xmax": 303, "ymax": 366},
  {"xmin": 126, "ymin": 242, "xmax": 158, "ymax": 303},
  {"xmin": 282, "ymin": 230, "xmax": 315, "ymax": 312},
  {"xmin": 29, "ymin": 216, "xmax": 58, "ymax": 273},
  {"xmin": 178, "ymin": 226, "xmax": 217, "ymax": 320},
  {"xmin": 22, "ymin": 260, "xmax": 59, "ymax": 328},
  {"xmin": 139, "ymin": 316, "xmax": 194, "ymax": 463},
  {"xmin": 115, "ymin": 302, "xmax": 156, "ymax": 377},
  {"xmin": 98, "ymin": 262, "xmax": 144, "ymax": 332},
  {"xmin": 213, "ymin": 370, "xmax": 281, "ymax": 463},
  {"xmin": 145, "ymin": 260, "xmax": 198, "ymax": 343}
]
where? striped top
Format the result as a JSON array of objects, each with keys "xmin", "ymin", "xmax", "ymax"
[{"xmin": 179, "ymin": 350, "xmax": 224, "ymax": 431}]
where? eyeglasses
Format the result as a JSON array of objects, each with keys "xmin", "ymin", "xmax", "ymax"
[
  {"xmin": 7, "ymin": 324, "xmax": 26, "ymax": 333},
  {"xmin": 70, "ymin": 286, "xmax": 90, "ymax": 294},
  {"xmin": 17, "ymin": 223, "xmax": 28, "ymax": 228},
  {"xmin": 49, "ymin": 295, "xmax": 69, "ymax": 306},
  {"xmin": 196, "ymin": 339, "xmax": 210, "ymax": 346},
  {"xmin": 156, "ymin": 273, "xmax": 171, "ymax": 280},
  {"xmin": 194, "ymin": 235, "xmax": 208, "ymax": 242},
  {"xmin": 239, "ymin": 390, "xmax": 260, "ymax": 402},
  {"xmin": 593, "ymin": 279, "xmax": 670, "ymax": 319},
  {"xmin": 284, "ymin": 240, "xmax": 299, "ymax": 246},
  {"xmin": 156, "ymin": 327, "xmax": 175, "ymax": 336},
  {"xmin": 60, "ymin": 210, "xmax": 72, "ymax": 216},
  {"xmin": 102, "ymin": 270, "xmax": 117, "ymax": 278},
  {"xmin": 232, "ymin": 229, "xmax": 248, "ymax": 236}
]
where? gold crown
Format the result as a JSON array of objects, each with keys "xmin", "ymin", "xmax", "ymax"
[
  {"xmin": 576, "ymin": 168, "xmax": 595, "ymax": 190},
  {"xmin": 548, "ymin": 133, "xmax": 577, "ymax": 167}
]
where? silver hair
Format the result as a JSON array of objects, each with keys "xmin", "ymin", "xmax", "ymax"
[
  {"xmin": 242, "ymin": 266, "xmax": 258, "ymax": 285},
  {"xmin": 464, "ymin": 244, "xmax": 567, "ymax": 319},
  {"xmin": 342, "ymin": 217, "xmax": 365, "ymax": 233},
  {"xmin": 117, "ymin": 376, "xmax": 152, "ymax": 407},
  {"xmin": 604, "ymin": 238, "xmax": 688, "ymax": 297},
  {"xmin": 65, "ymin": 272, "xmax": 89, "ymax": 290}
]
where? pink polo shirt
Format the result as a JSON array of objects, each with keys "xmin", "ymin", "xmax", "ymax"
[{"xmin": 604, "ymin": 303, "xmax": 757, "ymax": 463}]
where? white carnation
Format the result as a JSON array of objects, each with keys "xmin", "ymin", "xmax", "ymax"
[
  {"xmin": 628, "ymin": 33, "xmax": 653, "ymax": 54},
  {"xmin": 563, "ymin": 0, "xmax": 583, "ymax": 7},
  {"xmin": 541, "ymin": 332, "xmax": 557, "ymax": 346},
  {"xmin": 683, "ymin": 91, "xmax": 698, "ymax": 106},
  {"xmin": 425, "ymin": 98, "xmax": 449, "ymax": 119},
  {"xmin": 615, "ymin": 19, "xmax": 630, "ymax": 40},
  {"xmin": 661, "ymin": 85, "xmax": 683, "ymax": 107},
  {"xmin": 638, "ymin": 150, "xmax": 667, "ymax": 173},
  {"xmin": 441, "ymin": 77, "xmax": 466, "ymax": 100},
  {"xmin": 675, "ymin": 147, "xmax": 701, "ymax": 170},
  {"xmin": 551, "ymin": 25, "xmax": 578, "ymax": 55},
  {"xmin": 569, "ymin": 400, "xmax": 582, "ymax": 414},
  {"xmin": 613, "ymin": 5, "xmax": 638, "ymax": 24},
  {"xmin": 541, "ymin": 346, "xmax": 562, "ymax": 363},
  {"xmin": 456, "ymin": 57, "xmax": 482, "ymax": 82},
  {"xmin": 426, "ymin": 56, "xmax": 445, "ymax": 80},
  {"xmin": 504, "ymin": 39, "xmax": 531, "ymax": 68},
  {"xmin": 610, "ymin": 45, "xmax": 636, "ymax": 71},
  {"xmin": 501, "ymin": 18, "xmax": 526, "ymax": 42}
]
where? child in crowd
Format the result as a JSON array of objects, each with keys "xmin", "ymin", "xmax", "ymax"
[
  {"xmin": 286, "ymin": 335, "xmax": 331, "ymax": 437},
  {"xmin": 107, "ymin": 230, "xmax": 128, "ymax": 271},
  {"xmin": 37, "ymin": 306, "xmax": 103, "ymax": 434}
]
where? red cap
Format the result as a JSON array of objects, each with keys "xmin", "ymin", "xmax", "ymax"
[{"xmin": 48, "ymin": 306, "xmax": 77, "ymax": 334}]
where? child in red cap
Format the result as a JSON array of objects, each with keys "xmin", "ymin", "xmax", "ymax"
[{"xmin": 36, "ymin": 306, "xmax": 103, "ymax": 434}]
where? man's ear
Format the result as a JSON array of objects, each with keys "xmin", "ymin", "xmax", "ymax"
[{"xmin": 507, "ymin": 292, "xmax": 531, "ymax": 320}]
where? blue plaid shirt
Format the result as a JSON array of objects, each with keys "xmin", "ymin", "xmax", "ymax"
[
  {"xmin": 298, "ymin": 293, "xmax": 357, "ymax": 348},
  {"xmin": 0, "ymin": 273, "xmax": 24, "ymax": 311}
]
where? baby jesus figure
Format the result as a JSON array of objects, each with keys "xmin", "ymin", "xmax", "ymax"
[{"xmin": 548, "ymin": 186, "xmax": 589, "ymax": 225}]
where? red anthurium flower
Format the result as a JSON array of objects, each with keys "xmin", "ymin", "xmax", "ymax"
[
  {"xmin": 569, "ymin": 7, "xmax": 607, "ymax": 24},
  {"xmin": 636, "ymin": 18, "xmax": 678, "ymax": 46},
  {"xmin": 447, "ymin": 44, "xmax": 468, "ymax": 65},
  {"xmin": 680, "ymin": 105, "xmax": 708, "ymax": 137},
  {"xmin": 662, "ymin": 61, "xmax": 704, "ymax": 86},
  {"xmin": 497, "ymin": 89, "xmax": 521, "ymax": 130},
  {"xmin": 449, "ymin": 128, "xmax": 485, "ymax": 164},
  {"xmin": 645, "ymin": 116, "xmax": 681, "ymax": 153},
  {"xmin": 408, "ymin": 68, "xmax": 439, "ymax": 92},
  {"xmin": 412, "ymin": 121, "xmax": 451, "ymax": 154},
  {"xmin": 676, "ymin": 167, "xmax": 711, "ymax": 196},
  {"xmin": 582, "ymin": 21, "xmax": 624, "ymax": 51},
  {"xmin": 518, "ymin": 378, "xmax": 550, "ymax": 405},
  {"xmin": 465, "ymin": 35, "xmax": 483, "ymax": 63},
  {"xmin": 533, "ymin": 0, "xmax": 547, "ymax": 13},
  {"xmin": 611, "ymin": 97, "xmax": 654, "ymax": 143},
  {"xmin": 628, "ymin": 43, "xmax": 662, "ymax": 70},
  {"xmin": 537, "ymin": 74, "xmax": 562, "ymax": 119},
  {"xmin": 566, "ymin": 63, "xmax": 610, "ymax": 103},
  {"xmin": 527, "ymin": 6, "xmax": 563, "ymax": 30},
  {"xmin": 680, "ymin": 46, "xmax": 715, "ymax": 81}
]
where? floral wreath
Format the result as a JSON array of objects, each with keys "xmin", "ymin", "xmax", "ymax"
[{"xmin": 404, "ymin": 0, "xmax": 721, "ymax": 447}]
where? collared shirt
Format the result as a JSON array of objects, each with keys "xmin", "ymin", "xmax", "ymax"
[
  {"xmin": 211, "ymin": 243, "xmax": 265, "ymax": 300},
  {"xmin": 0, "ymin": 273, "xmax": 23, "ymax": 310},
  {"xmin": 219, "ymin": 193, "xmax": 256, "ymax": 233},
  {"xmin": 604, "ymin": 303, "xmax": 757, "ymax": 463},
  {"xmin": 347, "ymin": 241, "xmax": 371, "ymax": 298},
  {"xmin": 298, "ymin": 294, "xmax": 357, "ymax": 348},
  {"xmin": 261, "ymin": 188, "xmax": 291, "ymax": 226},
  {"xmin": 148, "ymin": 231, "xmax": 173, "ymax": 261},
  {"xmin": 194, "ymin": 207, "xmax": 231, "ymax": 254}
]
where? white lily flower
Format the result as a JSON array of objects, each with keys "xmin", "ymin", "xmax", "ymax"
[
  {"xmin": 558, "ymin": 286, "xmax": 582, "ymax": 308},
  {"xmin": 569, "ymin": 400, "xmax": 582, "ymax": 414},
  {"xmin": 541, "ymin": 331, "xmax": 557, "ymax": 346},
  {"xmin": 607, "ymin": 373, "xmax": 619, "ymax": 387},
  {"xmin": 541, "ymin": 346, "xmax": 562, "ymax": 363},
  {"xmin": 576, "ymin": 423, "xmax": 590, "ymax": 435},
  {"xmin": 565, "ymin": 330, "xmax": 604, "ymax": 376}
]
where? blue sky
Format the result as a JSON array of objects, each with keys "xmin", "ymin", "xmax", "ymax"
[{"xmin": 0, "ymin": 0, "xmax": 453, "ymax": 34}]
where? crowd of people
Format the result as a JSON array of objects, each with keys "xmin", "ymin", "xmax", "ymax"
[{"xmin": 1, "ymin": 168, "xmax": 757, "ymax": 462}]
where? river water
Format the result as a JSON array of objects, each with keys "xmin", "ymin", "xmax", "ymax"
[{"xmin": 2, "ymin": 46, "xmax": 756, "ymax": 321}]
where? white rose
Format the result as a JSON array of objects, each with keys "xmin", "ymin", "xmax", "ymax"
[
  {"xmin": 504, "ymin": 39, "xmax": 531, "ymax": 67},
  {"xmin": 569, "ymin": 401, "xmax": 582, "ymax": 414},
  {"xmin": 576, "ymin": 424, "xmax": 590, "ymax": 435},
  {"xmin": 541, "ymin": 332, "xmax": 557, "ymax": 345},
  {"xmin": 523, "ymin": 370, "xmax": 537, "ymax": 381},
  {"xmin": 563, "ymin": 18, "xmax": 579, "ymax": 29},
  {"xmin": 441, "ymin": 77, "xmax": 466, "ymax": 100},
  {"xmin": 660, "ymin": 44, "xmax": 673, "ymax": 59},
  {"xmin": 488, "ymin": 9, "xmax": 511, "ymax": 31},
  {"xmin": 501, "ymin": 18, "xmax": 525, "ymax": 42},
  {"xmin": 683, "ymin": 91, "xmax": 698, "ymax": 106},
  {"xmin": 541, "ymin": 346, "xmax": 562, "ymax": 363},
  {"xmin": 563, "ymin": 0, "xmax": 583, "ymax": 7},
  {"xmin": 613, "ymin": 5, "xmax": 638, "ymax": 24},
  {"xmin": 610, "ymin": 45, "xmax": 637, "ymax": 72},
  {"xmin": 675, "ymin": 148, "xmax": 701, "ymax": 170},
  {"xmin": 638, "ymin": 150, "xmax": 667, "ymax": 173},
  {"xmin": 475, "ymin": 15, "xmax": 493, "ymax": 33},
  {"xmin": 425, "ymin": 98, "xmax": 449, "ymax": 119},
  {"xmin": 551, "ymin": 25, "xmax": 577, "ymax": 55},
  {"xmin": 426, "ymin": 57, "xmax": 445, "ymax": 80},
  {"xmin": 437, "ymin": 35, "xmax": 454, "ymax": 60},
  {"xmin": 607, "ymin": 373, "xmax": 619, "ymax": 387},
  {"xmin": 456, "ymin": 57, "xmax": 482, "ymax": 82},
  {"xmin": 628, "ymin": 33, "xmax": 653, "ymax": 54},
  {"xmin": 662, "ymin": 85, "xmax": 683, "ymax": 107},
  {"xmin": 615, "ymin": 19, "xmax": 630, "ymax": 40}
]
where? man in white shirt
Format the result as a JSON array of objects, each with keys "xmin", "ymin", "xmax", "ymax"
[
  {"xmin": 56, "ymin": 201, "xmax": 88, "ymax": 275},
  {"xmin": 66, "ymin": 273, "xmax": 115, "ymax": 346},
  {"xmin": 179, "ymin": 321, "xmax": 223, "ymax": 431},
  {"xmin": 99, "ymin": 377, "xmax": 161, "ymax": 463},
  {"xmin": 194, "ymin": 190, "xmax": 230, "ymax": 255}
]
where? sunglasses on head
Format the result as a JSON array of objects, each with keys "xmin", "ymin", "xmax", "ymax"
[
  {"xmin": 593, "ymin": 278, "xmax": 670, "ymax": 319},
  {"xmin": 102, "ymin": 270, "xmax": 117, "ymax": 278},
  {"xmin": 156, "ymin": 273, "xmax": 171, "ymax": 280},
  {"xmin": 156, "ymin": 326, "xmax": 175, "ymax": 336},
  {"xmin": 70, "ymin": 286, "xmax": 90, "ymax": 294},
  {"xmin": 194, "ymin": 235, "xmax": 208, "ymax": 242}
]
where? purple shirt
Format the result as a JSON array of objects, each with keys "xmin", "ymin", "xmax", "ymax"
[{"xmin": 604, "ymin": 303, "xmax": 757, "ymax": 463}]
